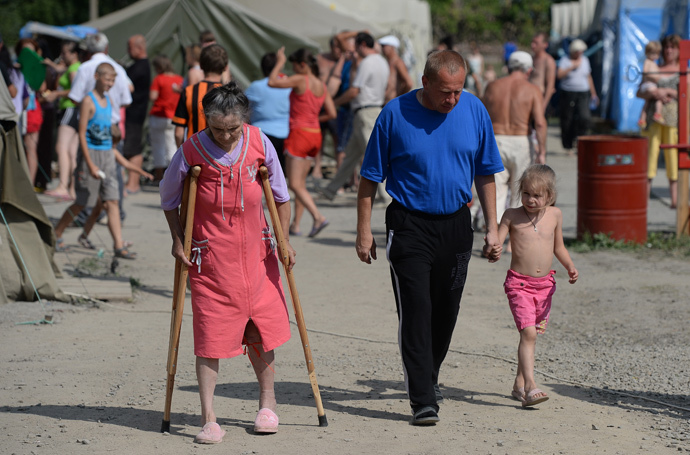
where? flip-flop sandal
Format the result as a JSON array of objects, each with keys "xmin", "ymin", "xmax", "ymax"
[
  {"xmin": 308, "ymin": 219, "xmax": 329, "ymax": 238},
  {"xmin": 511, "ymin": 387, "xmax": 525, "ymax": 403},
  {"xmin": 254, "ymin": 408, "xmax": 279, "ymax": 434},
  {"xmin": 114, "ymin": 247, "xmax": 137, "ymax": 260},
  {"xmin": 78, "ymin": 233, "xmax": 96, "ymax": 250},
  {"xmin": 55, "ymin": 238, "xmax": 68, "ymax": 252},
  {"xmin": 194, "ymin": 422, "xmax": 225, "ymax": 444},
  {"xmin": 289, "ymin": 229, "xmax": 302, "ymax": 237},
  {"xmin": 44, "ymin": 189, "xmax": 74, "ymax": 201},
  {"xmin": 522, "ymin": 388, "xmax": 549, "ymax": 408}
]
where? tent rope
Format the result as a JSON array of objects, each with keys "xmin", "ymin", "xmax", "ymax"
[{"xmin": 0, "ymin": 204, "xmax": 52, "ymax": 324}]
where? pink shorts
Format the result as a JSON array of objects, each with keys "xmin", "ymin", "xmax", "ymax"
[{"xmin": 504, "ymin": 269, "xmax": 556, "ymax": 334}]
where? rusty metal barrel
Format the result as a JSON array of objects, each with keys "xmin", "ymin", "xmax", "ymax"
[{"xmin": 577, "ymin": 135, "xmax": 648, "ymax": 244}]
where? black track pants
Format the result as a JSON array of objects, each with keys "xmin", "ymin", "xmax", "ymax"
[{"xmin": 385, "ymin": 201, "xmax": 473, "ymax": 411}]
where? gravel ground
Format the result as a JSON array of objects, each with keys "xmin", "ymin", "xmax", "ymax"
[{"xmin": 1, "ymin": 127, "xmax": 689, "ymax": 454}]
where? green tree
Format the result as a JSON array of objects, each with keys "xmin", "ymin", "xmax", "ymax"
[
  {"xmin": 425, "ymin": 0, "xmax": 552, "ymax": 46},
  {"xmin": 0, "ymin": 0, "xmax": 139, "ymax": 48}
]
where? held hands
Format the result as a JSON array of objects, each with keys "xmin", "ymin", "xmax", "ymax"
[
  {"xmin": 483, "ymin": 237, "xmax": 502, "ymax": 262},
  {"xmin": 567, "ymin": 267, "xmax": 579, "ymax": 284},
  {"xmin": 483, "ymin": 231, "xmax": 502, "ymax": 263},
  {"xmin": 356, "ymin": 231, "xmax": 377, "ymax": 264}
]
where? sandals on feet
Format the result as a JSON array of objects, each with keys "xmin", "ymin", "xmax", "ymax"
[
  {"xmin": 308, "ymin": 219, "xmax": 329, "ymax": 238},
  {"xmin": 114, "ymin": 247, "xmax": 137, "ymax": 260},
  {"xmin": 511, "ymin": 387, "xmax": 525, "ymax": 403},
  {"xmin": 194, "ymin": 422, "xmax": 225, "ymax": 444},
  {"xmin": 78, "ymin": 233, "xmax": 95, "ymax": 250},
  {"xmin": 254, "ymin": 408, "xmax": 279, "ymax": 434},
  {"xmin": 55, "ymin": 238, "xmax": 68, "ymax": 252},
  {"xmin": 522, "ymin": 388, "xmax": 549, "ymax": 408}
]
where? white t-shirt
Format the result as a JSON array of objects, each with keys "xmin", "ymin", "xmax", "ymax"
[
  {"xmin": 69, "ymin": 53, "xmax": 133, "ymax": 123},
  {"xmin": 351, "ymin": 53, "xmax": 389, "ymax": 110},
  {"xmin": 558, "ymin": 55, "xmax": 591, "ymax": 92}
]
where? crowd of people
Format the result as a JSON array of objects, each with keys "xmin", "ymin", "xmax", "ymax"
[{"xmin": 1, "ymin": 24, "xmax": 681, "ymax": 441}]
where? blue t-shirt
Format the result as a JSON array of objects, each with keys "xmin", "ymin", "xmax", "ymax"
[
  {"xmin": 361, "ymin": 90, "xmax": 503, "ymax": 215},
  {"xmin": 86, "ymin": 91, "xmax": 112, "ymax": 150},
  {"xmin": 246, "ymin": 77, "xmax": 291, "ymax": 139}
]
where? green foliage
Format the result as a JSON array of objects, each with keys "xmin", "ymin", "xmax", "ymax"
[
  {"xmin": 567, "ymin": 231, "xmax": 690, "ymax": 257},
  {"xmin": 425, "ymin": 0, "xmax": 552, "ymax": 46}
]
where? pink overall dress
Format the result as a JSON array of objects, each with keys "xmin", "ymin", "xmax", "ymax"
[{"xmin": 182, "ymin": 125, "xmax": 291, "ymax": 359}]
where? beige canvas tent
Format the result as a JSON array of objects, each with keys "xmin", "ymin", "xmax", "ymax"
[
  {"xmin": 232, "ymin": 0, "xmax": 379, "ymax": 49},
  {"xmin": 0, "ymin": 77, "xmax": 66, "ymax": 303},
  {"xmin": 310, "ymin": 0, "xmax": 432, "ymax": 83},
  {"xmin": 234, "ymin": 0, "xmax": 431, "ymax": 85},
  {"xmin": 83, "ymin": 0, "xmax": 321, "ymax": 86}
]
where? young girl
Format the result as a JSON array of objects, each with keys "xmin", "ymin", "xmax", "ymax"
[
  {"xmin": 268, "ymin": 47, "xmax": 336, "ymax": 237},
  {"xmin": 489, "ymin": 164, "xmax": 578, "ymax": 408},
  {"xmin": 638, "ymin": 41, "xmax": 663, "ymax": 129}
]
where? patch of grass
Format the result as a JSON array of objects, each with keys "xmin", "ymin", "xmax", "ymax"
[
  {"xmin": 74, "ymin": 257, "xmax": 110, "ymax": 277},
  {"xmin": 566, "ymin": 231, "xmax": 690, "ymax": 257},
  {"xmin": 129, "ymin": 277, "xmax": 142, "ymax": 288}
]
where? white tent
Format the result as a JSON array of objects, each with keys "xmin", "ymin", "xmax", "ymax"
[
  {"xmin": 309, "ymin": 0, "xmax": 432, "ymax": 83},
  {"xmin": 236, "ymin": 0, "xmax": 431, "ymax": 85}
]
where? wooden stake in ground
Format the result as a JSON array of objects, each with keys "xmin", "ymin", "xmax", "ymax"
[
  {"xmin": 259, "ymin": 166, "xmax": 328, "ymax": 427},
  {"xmin": 161, "ymin": 165, "xmax": 201, "ymax": 433}
]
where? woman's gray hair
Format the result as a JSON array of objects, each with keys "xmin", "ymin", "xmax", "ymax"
[
  {"xmin": 84, "ymin": 33, "xmax": 109, "ymax": 54},
  {"xmin": 202, "ymin": 81, "xmax": 250, "ymax": 123}
]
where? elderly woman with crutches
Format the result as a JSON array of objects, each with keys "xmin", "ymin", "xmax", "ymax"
[{"xmin": 160, "ymin": 82, "xmax": 295, "ymax": 443}]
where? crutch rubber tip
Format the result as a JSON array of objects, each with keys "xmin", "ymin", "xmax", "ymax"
[
  {"xmin": 318, "ymin": 414, "xmax": 328, "ymax": 427},
  {"xmin": 161, "ymin": 419, "xmax": 171, "ymax": 433}
]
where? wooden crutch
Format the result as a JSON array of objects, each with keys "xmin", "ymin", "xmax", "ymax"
[
  {"xmin": 259, "ymin": 166, "xmax": 328, "ymax": 427},
  {"xmin": 161, "ymin": 165, "xmax": 201, "ymax": 433}
]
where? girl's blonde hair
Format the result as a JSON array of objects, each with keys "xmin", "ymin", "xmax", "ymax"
[{"xmin": 518, "ymin": 164, "xmax": 557, "ymax": 206}]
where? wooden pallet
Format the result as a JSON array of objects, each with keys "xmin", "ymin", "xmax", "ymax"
[{"xmin": 57, "ymin": 276, "xmax": 132, "ymax": 301}]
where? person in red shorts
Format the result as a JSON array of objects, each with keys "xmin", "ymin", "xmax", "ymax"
[{"xmin": 269, "ymin": 47, "xmax": 336, "ymax": 237}]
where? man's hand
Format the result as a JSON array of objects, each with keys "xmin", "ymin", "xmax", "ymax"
[
  {"xmin": 483, "ymin": 231, "xmax": 502, "ymax": 263},
  {"xmin": 356, "ymin": 231, "xmax": 377, "ymax": 264},
  {"xmin": 483, "ymin": 236, "xmax": 502, "ymax": 263}
]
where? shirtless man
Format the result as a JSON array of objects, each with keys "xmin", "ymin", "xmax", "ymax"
[
  {"xmin": 529, "ymin": 32, "xmax": 556, "ymax": 111},
  {"xmin": 482, "ymin": 51, "xmax": 547, "ymax": 242},
  {"xmin": 379, "ymin": 35, "xmax": 413, "ymax": 103}
]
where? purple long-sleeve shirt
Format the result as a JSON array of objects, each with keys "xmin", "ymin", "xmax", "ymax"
[{"xmin": 159, "ymin": 129, "xmax": 289, "ymax": 211}]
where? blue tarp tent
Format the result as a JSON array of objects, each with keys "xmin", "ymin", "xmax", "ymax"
[
  {"xmin": 596, "ymin": 0, "xmax": 664, "ymax": 132},
  {"xmin": 19, "ymin": 22, "xmax": 97, "ymax": 42},
  {"xmin": 662, "ymin": 0, "xmax": 690, "ymax": 37}
]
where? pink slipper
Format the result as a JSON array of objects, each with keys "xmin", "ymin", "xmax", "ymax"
[
  {"xmin": 254, "ymin": 408, "xmax": 279, "ymax": 434},
  {"xmin": 194, "ymin": 422, "xmax": 225, "ymax": 444}
]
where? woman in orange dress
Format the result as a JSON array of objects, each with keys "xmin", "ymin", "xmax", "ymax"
[{"xmin": 269, "ymin": 47, "xmax": 336, "ymax": 237}]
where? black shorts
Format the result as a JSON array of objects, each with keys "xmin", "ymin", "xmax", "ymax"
[
  {"xmin": 57, "ymin": 108, "xmax": 79, "ymax": 131},
  {"xmin": 122, "ymin": 121, "xmax": 144, "ymax": 158}
]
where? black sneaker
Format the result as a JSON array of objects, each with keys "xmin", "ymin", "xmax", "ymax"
[
  {"xmin": 434, "ymin": 384, "xmax": 444, "ymax": 404},
  {"xmin": 410, "ymin": 406, "xmax": 440, "ymax": 426}
]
